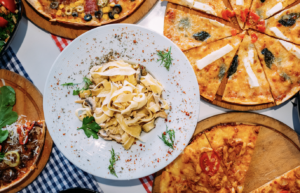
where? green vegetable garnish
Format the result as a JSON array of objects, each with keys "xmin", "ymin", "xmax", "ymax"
[
  {"xmin": 108, "ymin": 148, "xmax": 119, "ymax": 177},
  {"xmin": 0, "ymin": 13, "xmax": 18, "ymax": 52},
  {"xmin": 77, "ymin": 116, "xmax": 101, "ymax": 139},
  {"xmin": 0, "ymin": 86, "xmax": 18, "ymax": 143},
  {"xmin": 83, "ymin": 77, "xmax": 92, "ymax": 90},
  {"xmin": 61, "ymin": 82, "xmax": 79, "ymax": 86},
  {"xmin": 159, "ymin": 126, "xmax": 175, "ymax": 149},
  {"xmin": 157, "ymin": 47, "xmax": 173, "ymax": 71},
  {"xmin": 61, "ymin": 77, "xmax": 93, "ymax": 96},
  {"xmin": 0, "ymin": 152, "xmax": 4, "ymax": 161}
]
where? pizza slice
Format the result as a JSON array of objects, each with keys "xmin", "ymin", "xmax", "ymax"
[
  {"xmin": 163, "ymin": 0, "xmax": 229, "ymax": 19},
  {"xmin": 184, "ymin": 34, "xmax": 243, "ymax": 101},
  {"xmin": 161, "ymin": 133, "xmax": 234, "ymax": 193},
  {"xmin": 222, "ymin": 34, "xmax": 274, "ymax": 105},
  {"xmin": 250, "ymin": 165, "xmax": 300, "ymax": 193},
  {"xmin": 164, "ymin": 8, "xmax": 237, "ymax": 51},
  {"xmin": 205, "ymin": 123, "xmax": 261, "ymax": 193},
  {"xmin": 249, "ymin": 30, "xmax": 300, "ymax": 105},
  {"xmin": 229, "ymin": 0, "xmax": 252, "ymax": 29},
  {"xmin": 264, "ymin": 3, "xmax": 300, "ymax": 44}
]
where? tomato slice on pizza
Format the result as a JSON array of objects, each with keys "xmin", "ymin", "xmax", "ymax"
[{"xmin": 199, "ymin": 151, "xmax": 220, "ymax": 176}]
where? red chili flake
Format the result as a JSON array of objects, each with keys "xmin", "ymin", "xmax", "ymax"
[
  {"xmin": 163, "ymin": 132, "xmax": 166, "ymax": 135},
  {"xmin": 186, "ymin": 112, "xmax": 190, "ymax": 116},
  {"xmin": 167, "ymin": 151, "xmax": 172, "ymax": 155},
  {"xmin": 178, "ymin": 71, "xmax": 180, "ymax": 74},
  {"xmin": 57, "ymin": 83, "xmax": 59, "ymax": 85},
  {"xmin": 63, "ymin": 133, "xmax": 66, "ymax": 136},
  {"xmin": 165, "ymin": 119, "xmax": 168, "ymax": 122},
  {"xmin": 183, "ymin": 91, "xmax": 186, "ymax": 94},
  {"xmin": 134, "ymin": 142, "xmax": 136, "ymax": 144},
  {"xmin": 139, "ymin": 144, "xmax": 142, "ymax": 147},
  {"xmin": 142, "ymin": 50, "xmax": 144, "ymax": 53},
  {"xmin": 51, "ymin": 85, "xmax": 53, "ymax": 87},
  {"xmin": 169, "ymin": 120, "xmax": 171, "ymax": 122},
  {"xmin": 133, "ymin": 40, "xmax": 137, "ymax": 43},
  {"xmin": 58, "ymin": 116, "xmax": 61, "ymax": 119}
]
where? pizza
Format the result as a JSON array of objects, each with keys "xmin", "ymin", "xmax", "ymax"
[
  {"xmin": 250, "ymin": 30, "xmax": 300, "ymax": 105},
  {"xmin": 222, "ymin": 34, "xmax": 274, "ymax": 105},
  {"xmin": 26, "ymin": 0, "xmax": 144, "ymax": 26},
  {"xmin": 160, "ymin": 133, "xmax": 233, "ymax": 193},
  {"xmin": 205, "ymin": 123, "xmax": 260, "ymax": 193},
  {"xmin": 250, "ymin": 165, "xmax": 300, "ymax": 193},
  {"xmin": 184, "ymin": 34, "xmax": 243, "ymax": 101},
  {"xmin": 229, "ymin": 0, "xmax": 252, "ymax": 29},
  {"xmin": 164, "ymin": 8, "xmax": 237, "ymax": 51},
  {"xmin": 264, "ymin": 3, "xmax": 300, "ymax": 44}
]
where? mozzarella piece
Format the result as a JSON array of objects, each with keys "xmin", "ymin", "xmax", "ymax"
[
  {"xmin": 243, "ymin": 50, "xmax": 259, "ymax": 88},
  {"xmin": 279, "ymin": 40, "xmax": 300, "ymax": 59},
  {"xmin": 270, "ymin": 27, "xmax": 289, "ymax": 40},
  {"xmin": 208, "ymin": 19, "xmax": 225, "ymax": 27},
  {"xmin": 266, "ymin": 2, "xmax": 282, "ymax": 17},
  {"xmin": 236, "ymin": 0, "xmax": 244, "ymax": 6},
  {"xmin": 184, "ymin": 0, "xmax": 194, "ymax": 7},
  {"xmin": 193, "ymin": 2, "xmax": 217, "ymax": 16},
  {"xmin": 196, "ymin": 44, "xmax": 234, "ymax": 70}
]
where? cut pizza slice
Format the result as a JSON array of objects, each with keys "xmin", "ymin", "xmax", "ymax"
[
  {"xmin": 250, "ymin": 165, "xmax": 300, "ymax": 193},
  {"xmin": 249, "ymin": 30, "xmax": 300, "ymax": 105},
  {"xmin": 229, "ymin": 0, "xmax": 252, "ymax": 29},
  {"xmin": 205, "ymin": 123, "xmax": 261, "ymax": 193},
  {"xmin": 184, "ymin": 34, "xmax": 243, "ymax": 101},
  {"xmin": 162, "ymin": 0, "xmax": 229, "ymax": 19},
  {"xmin": 222, "ymin": 34, "xmax": 274, "ymax": 105},
  {"xmin": 164, "ymin": 8, "xmax": 237, "ymax": 51},
  {"xmin": 264, "ymin": 3, "xmax": 300, "ymax": 44},
  {"xmin": 161, "ymin": 133, "xmax": 234, "ymax": 193}
]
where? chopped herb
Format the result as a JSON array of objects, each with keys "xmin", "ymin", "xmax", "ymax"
[
  {"xmin": 77, "ymin": 116, "xmax": 101, "ymax": 139},
  {"xmin": 61, "ymin": 82, "xmax": 79, "ymax": 86},
  {"xmin": 83, "ymin": 77, "xmax": 93, "ymax": 90},
  {"xmin": 0, "ymin": 12, "xmax": 18, "ymax": 52},
  {"xmin": 261, "ymin": 48, "xmax": 274, "ymax": 69},
  {"xmin": 178, "ymin": 17, "xmax": 190, "ymax": 31},
  {"xmin": 0, "ymin": 152, "xmax": 4, "ymax": 161},
  {"xmin": 159, "ymin": 126, "xmax": 175, "ymax": 149},
  {"xmin": 157, "ymin": 47, "xmax": 173, "ymax": 71},
  {"xmin": 73, "ymin": 89, "xmax": 80, "ymax": 95},
  {"xmin": 70, "ymin": 76, "xmax": 93, "ymax": 96},
  {"xmin": 108, "ymin": 148, "xmax": 119, "ymax": 177}
]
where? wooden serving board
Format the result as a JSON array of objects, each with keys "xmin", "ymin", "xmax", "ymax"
[
  {"xmin": 152, "ymin": 112, "xmax": 300, "ymax": 193},
  {"xmin": 0, "ymin": 69, "xmax": 53, "ymax": 192},
  {"xmin": 22, "ymin": 0, "xmax": 158, "ymax": 39}
]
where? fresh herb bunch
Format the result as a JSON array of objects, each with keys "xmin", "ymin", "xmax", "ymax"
[
  {"xmin": 0, "ymin": 12, "xmax": 18, "ymax": 51},
  {"xmin": 77, "ymin": 116, "xmax": 101, "ymax": 139},
  {"xmin": 61, "ymin": 76, "xmax": 93, "ymax": 95},
  {"xmin": 108, "ymin": 148, "xmax": 119, "ymax": 177},
  {"xmin": 159, "ymin": 126, "xmax": 175, "ymax": 149},
  {"xmin": 157, "ymin": 47, "xmax": 173, "ymax": 71}
]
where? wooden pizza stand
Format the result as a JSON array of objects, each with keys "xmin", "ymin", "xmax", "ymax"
[
  {"xmin": 0, "ymin": 69, "xmax": 53, "ymax": 192},
  {"xmin": 152, "ymin": 112, "xmax": 300, "ymax": 192}
]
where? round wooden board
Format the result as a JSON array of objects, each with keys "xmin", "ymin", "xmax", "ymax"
[
  {"xmin": 0, "ymin": 69, "xmax": 53, "ymax": 192},
  {"xmin": 22, "ymin": 0, "xmax": 158, "ymax": 39},
  {"xmin": 152, "ymin": 112, "xmax": 300, "ymax": 193},
  {"xmin": 166, "ymin": 1, "xmax": 300, "ymax": 111}
]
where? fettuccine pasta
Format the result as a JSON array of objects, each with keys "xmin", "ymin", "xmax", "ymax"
[{"xmin": 75, "ymin": 60, "xmax": 169, "ymax": 150}]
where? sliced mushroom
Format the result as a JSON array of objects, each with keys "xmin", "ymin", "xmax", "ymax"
[
  {"xmin": 85, "ymin": 97, "xmax": 96, "ymax": 112},
  {"xmin": 110, "ymin": 135, "xmax": 122, "ymax": 143},
  {"xmin": 155, "ymin": 111, "xmax": 168, "ymax": 119},
  {"xmin": 99, "ymin": 130, "xmax": 112, "ymax": 140}
]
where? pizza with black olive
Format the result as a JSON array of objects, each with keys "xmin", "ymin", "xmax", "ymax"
[
  {"xmin": 249, "ymin": 30, "xmax": 300, "ymax": 105},
  {"xmin": 222, "ymin": 34, "xmax": 274, "ymax": 105},
  {"xmin": 184, "ymin": 34, "xmax": 243, "ymax": 101},
  {"xmin": 164, "ymin": 8, "xmax": 236, "ymax": 51},
  {"xmin": 264, "ymin": 3, "xmax": 300, "ymax": 45},
  {"xmin": 26, "ymin": 0, "xmax": 144, "ymax": 26},
  {"xmin": 205, "ymin": 123, "xmax": 260, "ymax": 193}
]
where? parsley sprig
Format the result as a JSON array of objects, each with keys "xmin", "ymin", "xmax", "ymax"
[
  {"xmin": 108, "ymin": 148, "xmax": 119, "ymax": 177},
  {"xmin": 77, "ymin": 116, "xmax": 101, "ymax": 139},
  {"xmin": 159, "ymin": 126, "xmax": 175, "ymax": 149},
  {"xmin": 157, "ymin": 47, "xmax": 173, "ymax": 71},
  {"xmin": 61, "ymin": 82, "xmax": 79, "ymax": 86},
  {"xmin": 61, "ymin": 77, "xmax": 93, "ymax": 95}
]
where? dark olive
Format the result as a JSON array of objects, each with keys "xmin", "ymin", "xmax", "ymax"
[
  {"xmin": 95, "ymin": 10, "xmax": 103, "ymax": 19},
  {"xmin": 72, "ymin": 12, "xmax": 78, "ymax": 17},
  {"xmin": 84, "ymin": 14, "xmax": 92, "ymax": 21},
  {"xmin": 50, "ymin": 2, "xmax": 59, "ymax": 9},
  {"xmin": 18, "ymin": 162, "xmax": 26, "ymax": 169},
  {"xmin": 108, "ymin": 12, "xmax": 115, "ymax": 19},
  {"xmin": 112, "ymin": 4, "xmax": 122, "ymax": 14}
]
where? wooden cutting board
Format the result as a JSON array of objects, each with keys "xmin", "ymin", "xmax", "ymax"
[
  {"xmin": 152, "ymin": 112, "xmax": 300, "ymax": 193},
  {"xmin": 0, "ymin": 69, "xmax": 53, "ymax": 192},
  {"xmin": 22, "ymin": 0, "xmax": 158, "ymax": 39}
]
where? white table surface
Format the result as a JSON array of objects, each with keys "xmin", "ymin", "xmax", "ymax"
[{"xmin": 8, "ymin": 1, "xmax": 300, "ymax": 192}]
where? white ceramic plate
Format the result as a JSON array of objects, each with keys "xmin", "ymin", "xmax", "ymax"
[{"xmin": 43, "ymin": 24, "xmax": 200, "ymax": 180}]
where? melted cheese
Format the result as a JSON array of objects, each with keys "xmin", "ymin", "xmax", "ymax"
[
  {"xmin": 270, "ymin": 27, "xmax": 289, "ymax": 40},
  {"xmin": 279, "ymin": 40, "xmax": 300, "ymax": 59},
  {"xmin": 243, "ymin": 50, "xmax": 259, "ymax": 88},
  {"xmin": 236, "ymin": 0, "xmax": 244, "ymax": 6},
  {"xmin": 266, "ymin": 2, "xmax": 283, "ymax": 17},
  {"xmin": 184, "ymin": 0, "xmax": 194, "ymax": 7},
  {"xmin": 196, "ymin": 44, "xmax": 234, "ymax": 70},
  {"xmin": 193, "ymin": 2, "xmax": 217, "ymax": 15}
]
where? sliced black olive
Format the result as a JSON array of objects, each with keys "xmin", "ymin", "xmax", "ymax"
[
  {"xmin": 72, "ymin": 12, "xmax": 78, "ymax": 17},
  {"xmin": 50, "ymin": 2, "xmax": 59, "ymax": 9},
  {"xmin": 95, "ymin": 10, "xmax": 103, "ymax": 19},
  {"xmin": 84, "ymin": 14, "xmax": 92, "ymax": 21},
  {"xmin": 108, "ymin": 12, "xmax": 115, "ymax": 19},
  {"xmin": 227, "ymin": 55, "xmax": 238, "ymax": 78},
  {"xmin": 112, "ymin": 4, "xmax": 122, "ymax": 14},
  {"xmin": 261, "ymin": 48, "xmax": 274, "ymax": 69},
  {"xmin": 278, "ymin": 13, "xmax": 300, "ymax": 27},
  {"xmin": 193, "ymin": 31, "xmax": 210, "ymax": 41},
  {"xmin": 260, "ymin": 0, "xmax": 265, "ymax": 2},
  {"xmin": 18, "ymin": 162, "xmax": 26, "ymax": 169}
]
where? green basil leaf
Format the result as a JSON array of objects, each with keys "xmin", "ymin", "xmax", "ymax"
[
  {"xmin": 0, "ymin": 110, "xmax": 18, "ymax": 129},
  {"xmin": 0, "ymin": 130, "xmax": 9, "ymax": 143}
]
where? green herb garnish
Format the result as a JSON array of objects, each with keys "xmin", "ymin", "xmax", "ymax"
[
  {"xmin": 0, "ymin": 13, "xmax": 18, "ymax": 51},
  {"xmin": 61, "ymin": 82, "xmax": 79, "ymax": 86},
  {"xmin": 0, "ymin": 153, "xmax": 5, "ymax": 161},
  {"xmin": 83, "ymin": 77, "xmax": 92, "ymax": 90},
  {"xmin": 108, "ymin": 148, "xmax": 119, "ymax": 177},
  {"xmin": 0, "ymin": 86, "xmax": 18, "ymax": 143},
  {"xmin": 62, "ymin": 77, "xmax": 93, "ymax": 96},
  {"xmin": 77, "ymin": 116, "xmax": 101, "ymax": 139},
  {"xmin": 159, "ymin": 126, "xmax": 175, "ymax": 149},
  {"xmin": 157, "ymin": 47, "xmax": 173, "ymax": 71}
]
